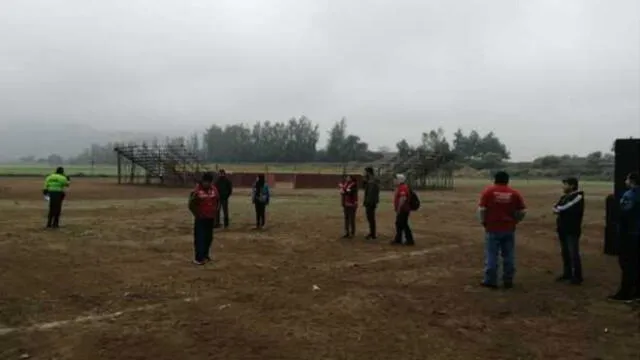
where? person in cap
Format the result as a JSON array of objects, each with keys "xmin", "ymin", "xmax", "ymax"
[
  {"xmin": 392, "ymin": 173, "xmax": 414, "ymax": 246},
  {"xmin": 363, "ymin": 167, "xmax": 380, "ymax": 240},
  {"xmin": 552, "ymin": 177, "xmax": 585, "ymax": 285},
  {"xmin": 188, "ymin": 172, "xmax": 220, "ymax": 265},
  {"xmin": 608, "ymin": 172, "xmax": 640, "ymax": 301},
  {"xmin": 43, "ymin": 166, "xmax": 70, "ymax": 229},
  {"xmin": 214, "ymin": 169, "xmax": 233, "ymax": 228},
  {"xmin": 477, "ymin": 171, "xmax": 526, "ymax": 289}
]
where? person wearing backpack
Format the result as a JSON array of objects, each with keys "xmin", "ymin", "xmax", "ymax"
[
  {"xmin": 391, "ymin": 174, "xmax": 415, "ymax": 246},
  {"xmin": 252, "ymin": 174, "xmax": 271, "ymax": 230}
]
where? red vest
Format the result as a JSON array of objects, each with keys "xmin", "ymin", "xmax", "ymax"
[
  {"xmin": 339, "ymin": 181, "xmax": 358, "ymax": 207},
  {"xmin": 193, "ymin": 184, "xmax": 220, "ymax": 218}
]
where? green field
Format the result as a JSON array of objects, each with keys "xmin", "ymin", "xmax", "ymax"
[{"xmin": 0, "ymin": 164, "xmax": 614, "ymax": 191}]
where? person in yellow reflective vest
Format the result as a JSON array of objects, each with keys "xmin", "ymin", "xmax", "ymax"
[{"xmin": 43, "ymin": 167, "xmax": 70, "ymax": 229}]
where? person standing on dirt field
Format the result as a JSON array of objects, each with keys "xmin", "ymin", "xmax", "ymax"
[
  {"xmin": 339, "ymin": 174, "xmax": 358, "ymax": 238},
  {"xmin": 477, "ymin": 171, "xmax": 526, "ymax": 289},
  {"xmin": 391, "ymin": 174, "xmax": 414, "ymax": 246},
  {"xmin": 214, "ymin": 169, "xmax": 233, "ymax": 229},
  {"xmin": 552, "ymin": 177, "xmax": 585, "ymax": 285},
  {"xmin": 363, "ymin": 167, "xmax": 380, "ymax": 240},
  {"xmin": 252, "ymin": 174, "xmax": 271, "ymax": 230},
  {"xmin": 608, "ymin": 172, "xmax": 640, "ymax": 302},
  {"xmin": 43, "ymin": 167, "xmax": 70, "ymax": 229},
  {"xmin": 188, "ymin": 172, "xmax": 220, "ymax": 265}
]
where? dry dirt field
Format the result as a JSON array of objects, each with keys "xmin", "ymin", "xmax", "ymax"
[{"xmin": 0, "ymin": 178, "xmax": 638, "ymax": 360}]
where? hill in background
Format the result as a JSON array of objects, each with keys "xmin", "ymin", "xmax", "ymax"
[{"xmin": 0, "ymin": 122, "xmax": 167, "ymax": 161}]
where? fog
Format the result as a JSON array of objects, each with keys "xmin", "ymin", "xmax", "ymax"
[{"xmin": 1, "ymin": 0, "xmax": 638, "ymax": 160}]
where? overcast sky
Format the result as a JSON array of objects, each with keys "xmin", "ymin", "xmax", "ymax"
[{"xmin": 1, "ymin": 0, "xmax": 638, "ymax": 160}]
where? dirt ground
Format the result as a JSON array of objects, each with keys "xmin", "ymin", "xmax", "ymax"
[{"xmin": 0, "ymin": 178, "xmax": 638, "ymax": 360}]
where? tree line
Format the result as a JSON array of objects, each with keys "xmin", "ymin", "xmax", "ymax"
[
  {"xmin": 29, "ymin": 116, "xmax": 614, "ymax": 179},
  {"xmin": 61, "ymin": 117, "xmax": 511, "ymax": 165}
]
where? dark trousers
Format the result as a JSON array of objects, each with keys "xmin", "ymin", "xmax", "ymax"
[
  {"xmin": 215, "ymin": 198, "xmax": 230, "ymax": 227},
  {"xmin": 558, "ymin": 232, "xmax": 583, "ymax": 281},
  {"xmin": 394, "ymin": 211, "xmax": 414, "ymax": 244},
  {"xmin": 46, "ymin": 191, "xmax": 65, "ymax": 228},
  {"xmin": 193, "ymin": 218, "xmax": 214, "ymax": 262},
  {"xmin": 617, "ymin": 233, "xmax": 640, "ymax": 296},
  {"xmin": 254, "ymin": 203, "xmax": 266, "ymax": 228},
  {"xmin": 365, "ymin": 206, "xmax": 377, "ymax": 237},
  {"xmin": 343, "ymin": 206, "xmax": 356, "ymax": 235}
]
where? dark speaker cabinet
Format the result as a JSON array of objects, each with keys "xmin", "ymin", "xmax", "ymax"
[{"xmin": 605, "ymin": 139, "xmax": 640, "ymax": 255}]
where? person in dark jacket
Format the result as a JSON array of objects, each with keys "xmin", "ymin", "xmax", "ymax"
[
  {"xmin": 214, "ymin": 169, "xmax": 233, "ymax": 228},
  {"xmin": 251, "ymin": 174, "xmax": 271, "ymax": 230},
  {"xmin": 363, "ymin": 167, "xmax": 380, "ymax": 239},
  {"xmin": 608, "ymin": 172, "xmax": 640, "ymax": 301},
  {"xmin": 552, "ymin": 177, "xmax": 585, "ymax": 285},
  {"xmin": 188, "ymin": 172, "xmax": 220, "ymax": 265},
  {"xmin": 339, "ymin": 174, "xmax": 358, "ymax": 238},
  {"xmin": 43, "ymin": 167, "xmax": 70, "ymax": 229}
]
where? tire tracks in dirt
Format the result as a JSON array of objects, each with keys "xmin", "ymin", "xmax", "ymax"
[{"xmin": 0, "ymin": 241, "xmax": 467, "ymax": 336}]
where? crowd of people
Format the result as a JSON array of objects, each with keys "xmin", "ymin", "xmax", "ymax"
[{"xmin": 42, "ymin": 166, "xmax": 640, "ymax": 302}]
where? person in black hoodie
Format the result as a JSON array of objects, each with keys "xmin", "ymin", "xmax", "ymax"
[
  {"xmin": 552, "ymin": 177, "xmax": 585, "ymax": 285},
  {"xmin": 362, "ymin": 167, "xmax": 380, "ymax": 239},
  {"xmin": 214, "ymin": 169, "xmax": 233, "ymax": 228}
]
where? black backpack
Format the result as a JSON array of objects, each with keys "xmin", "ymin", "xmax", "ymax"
[{"xmin": 409, "ymin": 190, "xmax": 421, "ymax": 211}]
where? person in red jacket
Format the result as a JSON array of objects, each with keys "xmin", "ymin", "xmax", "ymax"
[
  {"xmin": 188, "ymin": 172, "xmax": 220, "ymax": 265},
  {"xmin": 477, "ymin": 171, "xmax": 526, "ymax": 289},
  {"xmin": 339, "ymin": 174, "xmax": 358, "ymax": 238},
  {"xmin": 392, "ymin": 173, "xmax": 414, "ymax": 246}
]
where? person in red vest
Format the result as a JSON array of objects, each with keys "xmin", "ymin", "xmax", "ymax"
[
  {"xmin": 339, "ymin": 174, "xmax": 358, "ymax": 238},
  {"xmin": 392, "ymin": 173, "xmax": 414, "ymax": 246},
  {"xmin": 188, "ymin": 172, "xmax": 220, "ymax": 265}
]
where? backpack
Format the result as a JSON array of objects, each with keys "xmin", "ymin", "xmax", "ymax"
[{"xmin": 409, "ymin": 190, "xmax": 420, "ymax": 211}]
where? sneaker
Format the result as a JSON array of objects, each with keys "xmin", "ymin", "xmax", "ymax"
[
  {"xmin": 342, "ymin": 234, "xmax": 350, "ymax": 239},
  {"xmin": 607, "ymin": 293, "xmax": 633, "ymax": 302},
  {"xmin": 570, "ymin": 278, "xmax": 583, "ymax": 285},
  {"xmin": 192, "ymin": 260, "xmax": 205, "ymax": 265},
  {"xmin": 365, "ymin": 234, "xmax": 377, "ymax": 240},
  {"xmin": 404, "ymin": 241, "xmax": 415, "ymax": 246},
  {"xmin": 503, "ymin": 282, "xmax": 513, "ymax": 289},
  {"xmin": 555, "ymin": 275, "xmax": 571, "ymax": 282},
  {"xmin": 390, "ymin": 241, "xmax": 402, "ymax": 246},
  {"xmin": 481, "ymin": 282, "xmax": 498, "ymax": 289}
]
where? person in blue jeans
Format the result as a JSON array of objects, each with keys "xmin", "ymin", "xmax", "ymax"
[
  {"xmin": 477, "ymin": 171, "xmax": 526, "ymax": 289},
  {"xmin": 553, "ymin": 177, "xmax": 585, "ymax": 285}
]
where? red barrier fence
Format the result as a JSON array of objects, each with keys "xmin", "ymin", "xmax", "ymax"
[
  {"xmin": 292, "ymin": 173, "xmax": 364, "ymax": 189},
  {"xmin": 163, "ymin": 172, "xmax": 361, "ymax": 189},
  {"xmin": 225, "ymin": 173, "xmax": 276, "ymax": 188}
]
